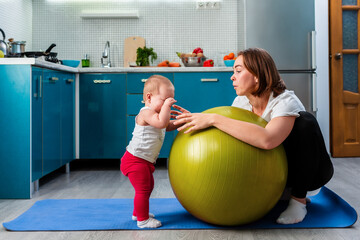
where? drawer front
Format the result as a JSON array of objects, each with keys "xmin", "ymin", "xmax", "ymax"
[
  {"xmin": 127, "ymin": 73, "xmax": 173, "ymax": 93},
  {"xmin": 127, "ymin": 94, "xmax": 144, "ymax": 115}
]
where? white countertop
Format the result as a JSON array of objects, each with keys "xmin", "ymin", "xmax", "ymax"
[{"xmin": 0, "ymin": 58, "xmax": 233, "ymax": 73}]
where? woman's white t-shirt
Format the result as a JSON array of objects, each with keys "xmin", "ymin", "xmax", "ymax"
[{"xmin": 231, "ymin": 90, "xmax": 305, "ymax": 122}]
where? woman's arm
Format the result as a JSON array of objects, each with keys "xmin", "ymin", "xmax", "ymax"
[{"xmin": 174, "ymin": 113, "xmax": 295, "ymax": 150}]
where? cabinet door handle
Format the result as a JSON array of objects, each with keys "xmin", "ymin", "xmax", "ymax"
[
  {"xmin": 141, "ymin": 100, "xmax": 145, "ymax": 104},
  {"xmin": 34, "ymin": 75, "xmax": 41, "ymax": 98},
  {"xmin": 201, "ymin": 78, "xmax": 218, "ymax": 82},
  {"xmin": 39, "ymin": 75, "xmax": 42, "ymax": 98},
  {"xmin": 66, "ymin": 79, "xmax": 74, "ymax": 83},
  {"xmin": 141, "ymin": 79, "xmax": 148, "ymax": 82},
  {"xmin": 93, "ymin": 80, "xmax": 112, "ymax": 84},
  {"xmin": 50, "ymin": 77, "xmax": 59, "ymax": 81}
]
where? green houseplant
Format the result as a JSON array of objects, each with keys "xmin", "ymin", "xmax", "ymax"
[{"xmin": 136, "ymin": 46, "xmax": 157, "ymax": 66}]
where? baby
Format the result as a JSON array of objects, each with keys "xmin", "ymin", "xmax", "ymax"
[{"xmin": 120, "ymin": 75, "xmax": 177, "ymax": 228}]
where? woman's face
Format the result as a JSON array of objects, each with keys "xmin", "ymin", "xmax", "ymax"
[{"xmin": 231, "ymin": 55, "xmax": 258, "ymax": 96}]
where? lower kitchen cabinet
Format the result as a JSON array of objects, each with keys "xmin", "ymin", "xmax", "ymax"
[
  {"xmin": 79, "ymin": 73, "xmax": 126, "ymax": 159},
  {"xmin": 32, "ymin": 67, "xmax": 43, "ymax": 182},
  {"xmin": 33, "ymin": 68, "xmax": 76, "ymax": 180},
  {"xmin": 78, "ymin": 71, "xmax": 235, "ymax": 161},
  {"xmin": 174, "ymin": 72, "xmax": 236, "ymax": 112},
  {"xmin": 0, "ymin": 65, "xmax": 75, "ymax": 199},
  {"xmin": 0, "ymin": 65, "xmax": 32, "ymax": 198},
  {"xmin": 42, "ymin": 69, "xmax": 62, "ymax": 176},
  {"xmin": 61, "ymin": 72, "xmax": 76, "ymax": 165}
]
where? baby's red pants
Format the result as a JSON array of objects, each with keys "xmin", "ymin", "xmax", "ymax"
[{"xmin": 120, "ymin": 151, "xmax": 155, "ymax": 221}]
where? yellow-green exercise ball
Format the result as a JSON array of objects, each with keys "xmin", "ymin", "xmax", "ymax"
[{"xmin": 168, "ymin": 106, "xmax": 287, "ymax": 226}]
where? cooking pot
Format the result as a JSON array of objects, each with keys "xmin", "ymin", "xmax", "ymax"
[
  {"xmin": 0, "ymin": 28, "xmax": 9, "ymax": 56},
  {"xmin": 9, "ymin": 41, "xmax": 26, "ymax": 55}
]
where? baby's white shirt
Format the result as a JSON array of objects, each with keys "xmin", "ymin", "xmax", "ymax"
[{"xmin": 126, "ymin": 107, "xmax": 166, "ymax": 163}]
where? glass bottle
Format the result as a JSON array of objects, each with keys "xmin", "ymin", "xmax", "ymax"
[{"xmin": 82, "ymin": 54, "xmax": 90, "ymax": 67}]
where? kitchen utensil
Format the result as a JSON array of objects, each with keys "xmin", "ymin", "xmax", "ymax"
[
  {"xmin": 181, "ymin": 57, "xmax": 207, "ymax": 67},
  {"xmin": 24, "ymin": 43, "xmax": 57, "ymax": 57},
  {"xmin": 0, "ymin": 28, "xmax": 9, "ymax": 56},
  {"xmin": 61, "ymin": 60, "xmax": 80, "ymax": 68},
  {"xmin": 123, "ymin": 36, "xmax": 145, "ymax": 67},
  {"xmin": 9, "ymin": 41, "xmax": 26, "ymax": 55}
]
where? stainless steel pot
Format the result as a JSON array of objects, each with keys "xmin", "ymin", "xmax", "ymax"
[
  {"xmin": 9, "ymin": 41, "xmax": 26, "ymax": 55},
  {"xmin": 0, "ymin": 28, "xmax": 8, "ymax": 56}
]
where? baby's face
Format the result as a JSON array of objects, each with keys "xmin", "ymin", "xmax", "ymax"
[{"xmin": 150, "ymin": 85, "xmax": 174, "ymax": 113}]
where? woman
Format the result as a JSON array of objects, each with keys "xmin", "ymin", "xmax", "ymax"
[{"xmin": 172, "ymin": 48, "xmax": 333, "ymax": 224}]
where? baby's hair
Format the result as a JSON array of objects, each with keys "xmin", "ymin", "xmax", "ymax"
[{"xmin": 143, "ymin": 75, "xmax": 174, "ymax": 100}]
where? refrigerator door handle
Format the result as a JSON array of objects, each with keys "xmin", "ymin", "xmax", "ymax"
[
  {"xmin": 311, "ymin": 31, "xmax": 317, "ymax": 70},
  {"xmin": 312, "ymin": 73, "xmax": 318, "ymax": 112}
]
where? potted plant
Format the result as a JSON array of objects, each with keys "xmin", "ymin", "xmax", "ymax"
[{"xmin": 136, "ymin": 46, "xmax": 157, "ymax": 66}]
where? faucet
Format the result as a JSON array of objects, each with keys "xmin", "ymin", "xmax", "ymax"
[{"xmin": 101, "ymin": 41, "xmax": 111, "ymax": 67}]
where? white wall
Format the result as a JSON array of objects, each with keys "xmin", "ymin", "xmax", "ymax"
[
  {"xmin": 0, "ymin": 0, "xmax": 331, "ymax": 150},
  {"xmin": 0, "ymin": 0, "xmax": 32, "ymax": 50},
  {"xmin": 31, "ymin": 0, "xmax": 242, "ymax": 67},
  {"xmin": 315, "ymin": 0, "xmax": 330, "ymax": 152}
]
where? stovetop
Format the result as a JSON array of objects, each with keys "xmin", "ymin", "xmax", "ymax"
[{"xmin": 6, "ymin": 54, "xmax": 60, "ymax": 64}]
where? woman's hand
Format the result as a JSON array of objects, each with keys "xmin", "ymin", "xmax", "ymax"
[
  {"xmin": 170, "ymin": 104, "xmax": 190, "ymax": 119},
  {"xmin": 174, "ymin": 113, "xmax": 215, "ymax": 134},
  {"xmin": 166, "ymin": 104, "xmax": 191, "ymax": 131}
]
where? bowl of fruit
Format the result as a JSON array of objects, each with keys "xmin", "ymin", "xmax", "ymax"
[
  {"xmin": 177, "ymin": 47, "xmax": 207, "ymax": 67},
  {"xmin": 223, "ymin": 52, "xmax": 236, "ymax": 67}
]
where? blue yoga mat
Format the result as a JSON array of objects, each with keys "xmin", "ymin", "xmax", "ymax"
[{"xmin": 3, "ymin": 187, "xmax": 357, "ymax": 231}]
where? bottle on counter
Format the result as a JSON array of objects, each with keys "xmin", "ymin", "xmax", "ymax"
[{"xmin": 82, "ymin": 54, "xmax": 90, "ymax": 67}]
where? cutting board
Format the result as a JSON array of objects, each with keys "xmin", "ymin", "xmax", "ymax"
[{"xmin": 123, "ymin": 36, "xmax": 145, "ymax": 67}]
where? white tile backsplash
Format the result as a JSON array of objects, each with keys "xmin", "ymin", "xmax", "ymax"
[
  {"xmin": 0, "ymin": 0, "xmax": 32, "ymax": 50},
  {"xmin": 1, "ymin": 0, "xmax": 244, "ymax": 67}
]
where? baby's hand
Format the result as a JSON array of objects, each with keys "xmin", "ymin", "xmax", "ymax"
[{"xmin": 164, "ymin": 98, "xmax": 177, "ymax": 107}]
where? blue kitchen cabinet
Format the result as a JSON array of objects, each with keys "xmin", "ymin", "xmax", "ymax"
[
  {"xmin": 32, "ymin": 67, "xmax": 43, "ymax": 182},
  {"xmin": 0, "ymin": 65, "xmax": 32, "ymax": 198},
  {"xmin": 37, "ymin": 69, "xmax": 75, "ymax": 177},
  {"xmin": 80, "ymin": 73, "xmax": 126, "ymax": 159},
  {"xmin": 126, "ymin": 73, "xmax": 174, "ymax": 158},
  {"xmin": 32, "ymin": 69, "xmax": 75, "ymax": 180},
  {"xmin": 0, "ymin": 65, "xmax": 75, "ymax": 199},
  {"xmin": 42, "ymin": 69, "xmax": 62, "ymax": 176},
  {"xmin": 174, "ymin": 72, "xmax": 236, "ymax": 112},
  {"xmin": 60, "ymin": 72, "xmax": 75, "ymax": 165}
]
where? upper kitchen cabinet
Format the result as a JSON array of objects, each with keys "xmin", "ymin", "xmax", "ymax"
[
  {"xmin": 0, "ymin": 65, "xmax": 75, "ymax": 199},
  {"xmin": 79, "ymin": 73, "xmax": 126, "ymax": 159},
  {"xmin": 174, "ymin": 72, "xmax": 236, "ymax": 113}
]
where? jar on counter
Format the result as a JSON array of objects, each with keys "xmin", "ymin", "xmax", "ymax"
[{"xmin": 82, "ymin": 54, "xmax": 90, "ymax": 67}]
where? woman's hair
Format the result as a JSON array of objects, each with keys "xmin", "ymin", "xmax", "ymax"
[
  {"xmin": 143, "ymin": 75, "xmax": 174, "ymax": 100},
  {"xmin": 237, "ymin": 48, "xmax": 286, "ymax": 97}
]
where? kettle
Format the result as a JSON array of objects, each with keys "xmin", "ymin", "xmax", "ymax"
[{"xmin": 0, "ymin": 28, "xmax": 9, "ymax": 56}]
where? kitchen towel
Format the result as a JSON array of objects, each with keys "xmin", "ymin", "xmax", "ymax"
[{"xmin": 3, "ymin": 187, "xmax": 357, "ymax": 231}]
